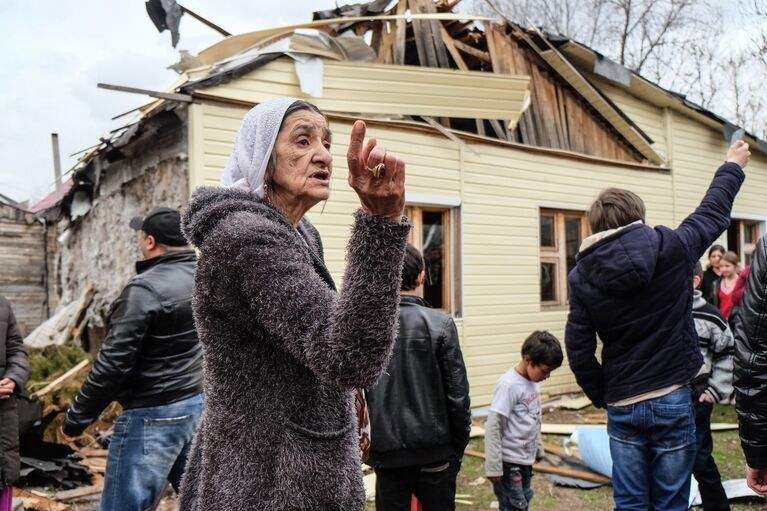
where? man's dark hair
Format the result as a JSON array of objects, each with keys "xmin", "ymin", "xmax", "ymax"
[
  {"xmin": 587, "ymin": 188, "xmax": 646, "ymax": 233},
  {"xmin": 693, "ymin": 261, "xmax": 704, "ymax": 279},
  {"xmin": 401, "ymin": 244, "xmax": 425, "ymax": 291},
  {"xmin": 521, "ymin": 331, "xmax": 564, "ymax": 368}
]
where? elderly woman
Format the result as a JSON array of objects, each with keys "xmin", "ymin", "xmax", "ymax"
[{"xmin": 179, "ymin": 98, "xmax": 410, "ymax": 510}]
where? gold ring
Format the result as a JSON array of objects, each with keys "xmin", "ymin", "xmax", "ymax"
[{"xmin": 367, "ymin": 163, "xmax": 385, "ymax": 179}]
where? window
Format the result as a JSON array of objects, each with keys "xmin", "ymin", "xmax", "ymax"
[
  {"xmin": 406, "ymin": 205, "xmax": 462, "ymax": 316},
  {"xmin": 728, "ymin": 219, "xmax": 762, "ymax": 266},
  {"xmin": 539, "ymin": 209, "xmax": 588, "ymax": 306}
]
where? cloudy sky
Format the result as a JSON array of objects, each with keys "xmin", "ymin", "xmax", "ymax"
[{"xmin": 0, "ymin": 0, "xmax": 348, "ymax": 203}]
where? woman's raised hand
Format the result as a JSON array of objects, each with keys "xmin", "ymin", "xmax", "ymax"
[{"xmin": 347, "ymin": 120, "xmax": 405, "ymax": 223}]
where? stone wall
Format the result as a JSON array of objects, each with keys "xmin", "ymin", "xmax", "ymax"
[{"xmin": 53, "ymin": 108, "xmax": 190, "ymax": 351}]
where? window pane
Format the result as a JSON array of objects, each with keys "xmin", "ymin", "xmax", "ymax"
[
  {"xmin": 540, "ymin": 214, "xmax": 555, "ymax": 247},
  {"xmin": 541, "ymin": 262, "xmax": 557, "ymax": 302},
  {"xmin": 422, "ymin": 210, "xmax": 445, "ymax": 309},
  {"xmin": 565, "ymin": 217, "xmax": 582, "ymax": 277}
]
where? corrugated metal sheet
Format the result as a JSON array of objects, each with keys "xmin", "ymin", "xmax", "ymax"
[{"xmin": 196, "ymin": 57, "xmax": 531, "ymax": 121}]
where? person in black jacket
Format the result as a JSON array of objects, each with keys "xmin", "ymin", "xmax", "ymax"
[
  {"xmin": 367, "ymin": 244, "xmax": 471, "ymax": 511},
  {"xmin": 61, "ymin": 207, "xmax": 203, "ymax": 511},
  {"xmin": 0, "ymin": 295, "xmax": 29, "ymax": 503},
  {"xmin": 566, "ymin": 140, "xmax": 750, "ymax": 511},
  {"xmin": 733, "ymin": 234, "xmax": 767, "ymax": 496}
]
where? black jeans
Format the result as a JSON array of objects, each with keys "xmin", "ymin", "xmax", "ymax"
[
  {"xmin": 693, "ymin": 401, "xmax": 730, "ymax": 511},
  {"xmin": 375, "ymin": 459, "xmax": 459, "ymax": 511}
]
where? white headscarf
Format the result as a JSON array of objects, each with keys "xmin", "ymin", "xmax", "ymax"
[{"xmin": 220, "ymin": 97, "xmax": 300, "ymax": 197}]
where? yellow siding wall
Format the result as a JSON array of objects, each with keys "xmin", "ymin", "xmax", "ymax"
[{"xmin": 189, "ymin": 100, "xmax": 677, "ymax": 406}]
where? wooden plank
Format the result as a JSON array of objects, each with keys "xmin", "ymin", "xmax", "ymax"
[
  {"xmin": 464, "ymin": 449, "xmax": 610, "ymax": 484},
  {"xmin": 533, "ymin": 463, "xmax": 611, "ymax": 484},
  {"xmin": 375, "ymin": 22, "xmax": 397, "ymax": 64},
  {"xmin": 439, "ymin": 24, "xmax": 469, "ymax": 71},
  {"xmin": 408, "ymin": 0, "xmax": 431, "ymax": 66},
  {"xmin": 416, "ymin": 0, "xmax": 450, "ymax": 68},
  {"xmin": 453, "ymin": 39, "xmax": 491, "ymax": 63},
  {"xmin": 31, "ymin": 359, "xmax": 91, "ymax": 399},
  {"xmin": 394, "ymin": 0, "xmax": 407, "ymax": 64},
  {"xmin": 53, "ymin": 484, "xmax": 103, "ymax": 502}
]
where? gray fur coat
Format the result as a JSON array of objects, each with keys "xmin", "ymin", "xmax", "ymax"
[{"xmin": 179, "ymin": 187, "xmax": 409, "ymax": 510}]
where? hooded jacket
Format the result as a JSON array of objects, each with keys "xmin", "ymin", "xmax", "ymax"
[
  {"xmin": 178, "ymin": 187, "xmax": 410, "ymax": 511},
  {"xmin": 733, "ymin": 235, "xmax": 767, "ymax": 469},
  {"xmin": 0, "ymin": 295, "xmax": 29, "ymax": 487},
  {"xmin": 565, "ymin": 162, "xmax": 745, "ymax": 407}
]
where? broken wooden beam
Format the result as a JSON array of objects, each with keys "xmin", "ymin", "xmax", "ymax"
[
  {"xmin": 31, "ymin": 359, "xmax": 91, "ymax": 400},
  {"xmin": 53, "ymin": 484, "xmax": 103, "ymax": 502},
  {"xmin": 463, "ymin": 449, "xmax": 610, "ymax": 484},
  {"xmin": 97, "ymin": 83, "xmax": 193, "ymax": 103},
  {"xmin": 533, "ymin": 463, "xmax": 611, "ymax": 484},
  {"xmin": 452, "ymin": 39, "xmax": 491, "ymax": 63}
]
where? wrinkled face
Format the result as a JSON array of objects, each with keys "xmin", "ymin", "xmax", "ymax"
[
  {"xmin": 271, "ymin": 110, "xmax": 333, "ymax": 206},
  {"xmin": 710, "ymin": 250, "xmax": 723, "ymax": 267},
  {"xmin": 526, "ymin": 362, "xmax": 554, "ymax": 383},
  {"xmin": 719, "ymin": 260, "xmax": 737, "ymax": 278}
]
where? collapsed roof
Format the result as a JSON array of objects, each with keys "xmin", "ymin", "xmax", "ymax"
[{"xmin": 36, "ymin": 0, "xmax": 764, "ymax": 216}]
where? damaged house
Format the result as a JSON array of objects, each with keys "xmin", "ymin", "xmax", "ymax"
[{"xmin": 34, "ymin": 0, "xmax": 767, "ymax": 406}]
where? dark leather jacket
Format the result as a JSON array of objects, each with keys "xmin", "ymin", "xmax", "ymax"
[
  {"xmin": 63, "ymin": 250, "xmax": 203, "ymax": 437},
  {"xmin": 366, "ymin": 295, "xmax": 471, "ymax": 469},
  {"xmin": 734, "ymin": 236, "xmax": 767, "ymax": 469}
]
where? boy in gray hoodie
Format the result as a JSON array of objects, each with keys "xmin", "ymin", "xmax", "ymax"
[{"xmin": 692, "ymin": 261, "xmax": 734, "ymax": 510}]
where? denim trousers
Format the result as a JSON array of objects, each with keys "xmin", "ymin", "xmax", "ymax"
[
  {"xmin": 607, "ymin": 387, "xmax": 696, "ymax": 511},
  {"xmin": 100, "ymin": 393, "xmax": 203, "ymax": 511},
  {"xmin": 492, "ymin": 462, "xmax": 533, "ymax": 511},
  {"xmin": 375, "ymin": 458, "xmax": 460, "ymax": 511},
  {"xmin": 693, "ymin": 400, "xmax": 730, "ymax": 510}
]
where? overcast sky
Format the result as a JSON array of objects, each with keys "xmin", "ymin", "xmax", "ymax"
[{"xmin": 0, "ymin": 1, "xmax": 346, "ymax": 203}]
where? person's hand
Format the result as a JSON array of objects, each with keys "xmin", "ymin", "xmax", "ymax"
[
  {"xmin": 746, "ymin": 465, "xmax": 767, "ymax": 496},
  {"xmin": 59, "ymin": 425, "xmax": 82, "ymax": 444},
  {"xmin": 726, "ymin": 140, "xmax": 751, "ymax": 169},
  {"xmin": 699, "ymin": 393, "xmax": 713, "ymax": 403},
  {"xmin": 487, "ymin": 475, "xmax": 501, "ymax": 485},
  {"xmin": 0, "ymin": 378, "xmax": 15, "ymax": 400},
  {"xmin": 346, "ymin": 120, "xmax": 405, "ymax": 223}
]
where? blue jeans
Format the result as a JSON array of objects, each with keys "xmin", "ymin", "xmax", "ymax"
[
  {"xmin": 100, "ymin": 394, "xmax": 203, "ymax": 511},
  {"xmin": 492, "ymin": 462, "xmax": 533, "ymax": 511},
  {"xmin": 607, "ymin": 387, "xmax": 696, "ymax": 511}
]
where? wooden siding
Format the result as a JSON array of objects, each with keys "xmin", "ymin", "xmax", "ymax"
[
  {"xmin": 189, "ymin": 100, "xmax": 676, "ymax": 406},
  {"xmin": 0, "ymin": 204, "xmax": 47, "ymax": 336},
  {"xmin": 197, "ymin": 57, "xmax": 530, "ymax": 121},
  {"xmin": 587, "ymin": 75, "xmax": 668, "ymax": 161}
]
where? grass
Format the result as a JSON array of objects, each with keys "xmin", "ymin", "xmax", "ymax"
[{"xmin": 366, "ymin": 404, "xmax": 766, "ymax": 510}]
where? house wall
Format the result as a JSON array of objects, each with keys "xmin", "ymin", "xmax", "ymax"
[
  {"xmin": 189, "ymin": 100, "xmax": 675, "ymax": 406},
  {"xmin": 55, "ymin": 109, "xmax": 190, "ymax": 352},
  {"xmin": 0, "ymin": 204, "xmax": 47, "ymax": 336}
]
